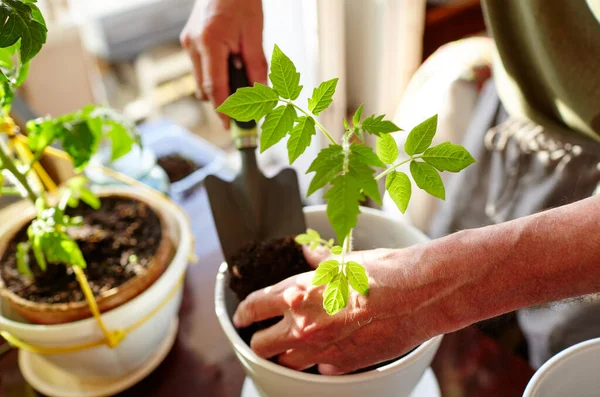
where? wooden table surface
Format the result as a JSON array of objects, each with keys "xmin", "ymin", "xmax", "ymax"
[{"xmin": 0, "ymin": 186, "xmax": 535, "ymax": 397}]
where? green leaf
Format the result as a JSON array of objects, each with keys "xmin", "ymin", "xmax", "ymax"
[
  {"xmin": 309, "ymin": 241, "xmax": 319, "ymax": 251},
  {"xmin": 306, "ymin": 144, "xmax": 344, "ymax": 196},
  {"xmin": 216, "ymin": 83, "xmax": 278, "ymax": 121},
  {"xmin": 308, "ymin": 78, "xmax": 338, "ymax": 116},
  {"xmin": 362, "ymin": 114, "xmax": 401, "ymax": 136},
  {"xmin": 343, "ymin": 118, "xmax": 349, "ymax": 130},
  {"xmin": 312, "ymin": 259, "xmax": 340, "ymax": 285},
  {"xmin": 306, "ymin": 228, "xmax": 320, "ymax": 240},
  {"xmin": 386, "ymin": 171, "xmax": 411, "ymax": 214},
  {"xmin": 324, "ymin": 174, "xmax": 363, "ymax": 243},
  {"xmin": 376, "ymin": 134, "xmax": 399, "ymax": 164},
  {"xmin": 62, "ymin": 121, "xmax": 102, "ymax": 170},
  {"xmin": 323, "ymin": 273, "xmax": 349, "ymax": 315},
  {"xmin": 422, "ymin": 141, "xmax": 476, "ymax": 172},
  {"xmin": 350, "ymin": 142, "xmax": 386, "ymax": 168},
  {"xmin": 294, "ymin": 233, "xmax": 312, "ymax": 245},
  {"xmin": 79, "ymin": 188, "xmax": 100, "ymax": 210},
  {"xmin": 260, "ymin": 105, "xmax": 295, "ymax": 152},
  {"xmin": 41, "ymin": 231, "xmax": 86, "ymax": 268},
  {"xmin": 0, "ymin": 0, "xmax": 47, "ymax": 64},
  {"xmin": 346, "ymin": 261, "xmax": 369, "ymax": 295},
  {"xmin": 31, "ymin": 234, "xmax": 46, "ymax": 271},
  {"xmin": 16, "ymin": 242, "xmax": 32, "ymax": 276},
  {"xmin": 269, "ymin": 44, "xmax": 302, "ymax": 100},
  {"xmin": 353, "ymin": 104, "xmax": 364, "ymax": 126},
  {"xmin": 330, "ymin": 245, "xmax": 342, "ymax": 255},
  {"xmin": 287, "ymin": 116, "xmax": 316, "ymax": 163},
  {"xmin": 106, "ymin": 122, "xmax": 135, "ymax": 161},
  {"xmin": 410, "ymin": 161, "xmax": 445, "ymax": 200},
  {"xmin": 404, "ymin": 114, "xmax": 438, "ymax": 156}
]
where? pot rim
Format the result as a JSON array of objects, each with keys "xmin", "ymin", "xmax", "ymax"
[
  {"xmin": 215, "ymin": 205, "xmax": 443, "ymax": 384},
  {"xmin": 0, "ymin": 191, "xmax": 173, "ymax": 315},
  {"xmin": 0, "ymin": 186, "xmax": 191, "ymax": 335},
  {"xmin": 523, "ymin": 336, "xmax": 600, "ymax": 397}
]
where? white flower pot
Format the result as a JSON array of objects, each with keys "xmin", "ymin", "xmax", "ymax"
[
  {"xmin": 0, "ymin": 187, "xmax": 192, "ymax": 380},
  {"xmin": 523, "ymin": 337, "xmax": 600, "ymax": 397},
  {"xmin": 215, "ymin": 205, "xmax": 443, "ymax": 397}
]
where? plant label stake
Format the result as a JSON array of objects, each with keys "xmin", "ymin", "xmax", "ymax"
[{"xmin": 205, "ymin": 55, "xmax": 306, "ymax": 263}]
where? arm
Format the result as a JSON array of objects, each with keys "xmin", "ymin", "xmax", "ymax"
[{"xmin": 234, "ymin": 195, "xmax": 600, "ymax": 374}]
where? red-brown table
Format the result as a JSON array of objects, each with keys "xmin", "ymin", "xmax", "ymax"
[{"xmin": 0, "ymin": 187, "xmax": 535, "ymax": 397}]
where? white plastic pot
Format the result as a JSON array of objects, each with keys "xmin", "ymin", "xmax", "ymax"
[
  {"xmin": 523, "ymin": 337, "xmax": 600, "ymax": 397},
  {"xmin": 215, "ymin": 205, "xmax": 443, "ymax": 397},
  {"xmin": 0, "ymin": 187, "xmax": 192, "ymax": 380}
]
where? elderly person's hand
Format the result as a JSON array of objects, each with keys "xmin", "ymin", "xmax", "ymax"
[
  {"xmin": 180, "ymin": 0, "xmax": 267, "ymax": 128},
  {"xmin": 233, "ymin": 245, "xmax": 446, "ymax": 375}
]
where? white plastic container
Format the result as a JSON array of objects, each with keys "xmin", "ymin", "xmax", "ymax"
[
  {"xmin": 523, "ymin": 337, "xmax": 600, "ymax": 397},
  {"xmin": 0, "ymin": 187, "xmax": 192, "ymax": 380},
  {"xmin": 215, "ymin": 205, "xmax": 443, "ymax": 397}
]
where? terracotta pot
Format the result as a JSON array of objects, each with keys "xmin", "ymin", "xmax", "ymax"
[{"xmin": 0, "ymin": 189, "xmax": 175, "ymax": 325}]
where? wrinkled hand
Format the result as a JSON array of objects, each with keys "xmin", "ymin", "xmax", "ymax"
[
  {"xmin": 233, "ymin": 246, "xmax": 444, "ymax": 375},
  {"xmin": 180, "ymin": 0, "xmax": 267, "ymax": 127}
]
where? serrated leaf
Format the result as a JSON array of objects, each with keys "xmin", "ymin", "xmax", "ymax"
[
  {"xmin": 0, "ymin": 0, "xmax": 47, "ymax": 64},
  {"xmin": 306, "ymin": 144, "xmax": 344, "ymax": 196},
  {"xmin": 410, "ymin": 161, "xmax": 445, "ymax": 200},
  {"xmin": 16, "ymin": 242, "xmax": 32, "ymax": 276},
  {"xmin": 343, "ymin": 118, "xmax": 349, "ymax": 130},
  {"xmin": 312, "ymin": 259, "xmax": 340, "ymax": 285},
  {"xmin": 216, "ymin": 83, "xmax": 278, "ymax": 121},
  {"xmin": 260, "ymin": 105, "xmax": 295, "ymax": 152},
  {"xmin": 324, "ymin": 174, "xmax": 363, "ymax": 243},
  {"xmin": 362, "ymin": 114, "xmax": 401, "ymax": 136},
  {"xmin": 269, "ymin": 44, "xmax": 302, "ymax": 99},
  {"xmin": 294, "ymin": 233, "xmax": 312, "ymax": 245},
  {"xmin": 376, "ymin": 134, "xmax": 399, "ymax": 164},
  {"xmin": 353, "ymin": 104, "xmax": 364, "ymax": 126},
  {"xmin": 323, "ymin": 273, "xmax": 349, "ymax": 315},
  {"xmin": 330, "ymin": 245, "xmax": 342, "ymax": 255},
  {"xmin": 106, "ymin": 122, "xmax": 135, "ymax": 161},
  {"xmin": 41, "ymin": 231, "xmax": 86, "ymax": 268},
  {"xmin": 404, "ymin": 114, "xmax": 438, "ymax": 156},
  {"xmin": 308, "ymin": 78, "xmax": 338, "ymax": 115},
  {"xmin": 386, "ymin": 171, "xmax": 411, "ymax": 214},
  {"xmin": 350, "ymin": 142, "xmax": 386, "ymax": 168},
  {"xmin": 422, "ymin": 141, "xmax": 476, "ymax": 172},
  {"xmin": 287, "ymin": 116, "xmax": 316, "ymax": 163},
  {"xmin": 346, "ymin": 261, "xmax": 369, "ymax": 295}
]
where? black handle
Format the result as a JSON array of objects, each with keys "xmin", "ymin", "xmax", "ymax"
[{"xmin": 228, "ymin": 54, "xmax": 256, "ymax": 129}]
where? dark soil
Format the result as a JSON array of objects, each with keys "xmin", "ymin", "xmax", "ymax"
[
  {"xmin": 0, "ymin": 197, "xmax": 162, "ymax": 304},
  {"xmin": 229, "ymin": 236, "xmax": 412, "ymax": 375},
  {"xmin": 157, "ymin": 154, "xmax": 202, "ymax": 183}
]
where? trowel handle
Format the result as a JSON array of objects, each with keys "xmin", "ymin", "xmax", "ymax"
[{"xmin": 228, "ymin": 54, "xmax": 258, "ymax": 149}]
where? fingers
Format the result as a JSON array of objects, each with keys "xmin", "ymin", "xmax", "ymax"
[
  {"xmin": 186, "ymin": 44, "xmax": 207, "ymax": 101},
  {"xmin": 197, "ymin": 40, "xmax": 230, "ymax": 128},
  {"xmin": 318, "ymin": 364, "xmax": 345, "ymax": 376},
  {"xmin": 277, "ymin": 348, "xmax": 319, "ymax": 371},
  {"xmin": 233, "ymin": 285, "xmax": 287, "ymax": 328},
  {"xmin": 250, "ymin": 317, "xmax": 301, "ymax": 359},
  {"xmin": 240, "ymin": 23, "xmax": 268, "ymax": 87},
  {"xmin": 302, "ymin": 245, "xmax": 331, "ymax": 269}
]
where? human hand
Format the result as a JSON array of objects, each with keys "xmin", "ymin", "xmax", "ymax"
[
  {"xmin": 180, "ymin": 0, "xmax": 267, "ymax": 128},
  {"xmin": 233, "ymin": 245, "xmax": 447, "ymax": 375}
]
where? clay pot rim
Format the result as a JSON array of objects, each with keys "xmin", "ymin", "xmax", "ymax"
[{"xmin": 0, "ymin": 190, "xmax": 172, "ymax": 315}]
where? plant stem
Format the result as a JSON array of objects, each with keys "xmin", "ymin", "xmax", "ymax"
[
  {"xmin": 375, "ymin": 156, "xmax": 421, "ymax": 181},
  {"xmin": 24, "ymin": 149, "xmax": 44, "ymax": 176},
  {"xmin": 0, "ymin": 142, "xmax": 37, "ymax": 203},
  {"xmin": 340, "ymin": 229, "xmax": 353, "ymax": 266},
  {"xmin": 0, "ymin": 186, "xmax": 22, "ymax": 196},
  {"xmin": 284, "ymin": 101, "xmax": 337, "ymax": 145}
]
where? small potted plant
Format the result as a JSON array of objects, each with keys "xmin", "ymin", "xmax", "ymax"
[
  {"xmin": 214, "ymin": 45, "xmax": 475, "ymax": 396},
  {"xmin": 0, "ymin": 0, "xmax": 192, "ymax": 385}
]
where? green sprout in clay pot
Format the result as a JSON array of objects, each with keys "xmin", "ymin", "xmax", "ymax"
[{"xmin": 217, "ymin": 45, "xmax": 476, "ymax": 316}]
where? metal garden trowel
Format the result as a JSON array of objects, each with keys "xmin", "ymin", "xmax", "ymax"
[{"xmin": 205, "ymin": 55, "xmax": 306, "ymax": 263}]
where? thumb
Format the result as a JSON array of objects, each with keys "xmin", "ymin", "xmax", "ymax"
[{"xmin": 302, "ymin": 245, "xmax": 331, "ymax": 269}]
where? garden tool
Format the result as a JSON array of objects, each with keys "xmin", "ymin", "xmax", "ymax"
[{"xmin": 205, "ymin": 55, "xmax": 306, "ymax": 263}]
